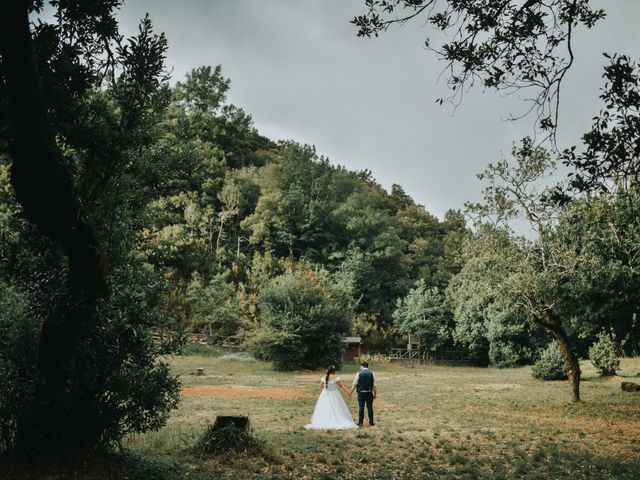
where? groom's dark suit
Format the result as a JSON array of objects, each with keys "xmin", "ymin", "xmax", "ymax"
[{"xmin": 354, "ymin": 368, "xmax": 375, "ymax": 425}]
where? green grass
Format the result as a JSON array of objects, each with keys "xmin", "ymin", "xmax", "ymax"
[
  {"xmin": 7, "ymin": 355, "xmax": 637, "ymax": 479},
  {"xmin": 179, "ymin": 343, "xmax": 224, "ymax": 357},
  {"xmin": 118, "ymin": 355, "xmax": 640, "ymax": 479}
]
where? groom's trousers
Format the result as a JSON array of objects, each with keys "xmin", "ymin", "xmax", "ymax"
[{"xmin": 357, "ymin": 391, "xmax": 374, "ymax": 425}]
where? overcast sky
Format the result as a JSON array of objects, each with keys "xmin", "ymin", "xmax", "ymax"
[{"xmin": 117, "ymin": 0, "xmax": 640, "ymax": 219}]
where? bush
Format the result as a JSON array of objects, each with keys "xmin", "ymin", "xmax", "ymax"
[
  {"xmin": 532, "ymin": 342, "xmax": 568, "ymax": 380},
  {"xmin": 489, "ymin": 342, "xmax": 522, "ymax": 369},
  {"xmin": 251, "ymin": 269, "xmax": 354, "ymax": 371},
  {"xmin": 589, "ymin": 332, "xmax": 620, "ymax": 376},
  {"xmin": 485, "ymin": 306, "xmax": 542, "ymax": 368}
]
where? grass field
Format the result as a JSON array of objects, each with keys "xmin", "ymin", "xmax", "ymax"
[{"xmin": 121, "ymin": 352, "xmax": 640, "ymax": 479}]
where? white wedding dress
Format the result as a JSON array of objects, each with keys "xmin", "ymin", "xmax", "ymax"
[{"xmin": 304, "ymin": 377, "xmax": 358, "ymax": 430}]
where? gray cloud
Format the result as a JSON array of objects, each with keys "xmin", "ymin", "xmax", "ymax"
[{"xmin": 117, "ymin": 0, "xmax": 640, "ymax": 218}]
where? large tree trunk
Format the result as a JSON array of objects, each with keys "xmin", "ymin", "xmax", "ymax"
[
  {"xmin": 0, "ymin": 3, "xmax": 107, "ymax": 456},
  {"xmin": 547, "ymin": 315, "xmax": 581, "ymax": 402}
]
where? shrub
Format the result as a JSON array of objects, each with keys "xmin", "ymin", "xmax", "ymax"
[
  {"xmin": 532, "ymin": 342, "xmax": 567, "ymax": 380},
  {"xmin": 589, "ymin": 332, "xmax": 620, "ymax": 376},
  {"xmin": 489, "ymin": 342, "xmax": 522, "ymax": 369},
  {"xmin": 485, "ymin": 306, "xmax": 542, "ymax": 368},
  {"xmin": 251, "ymin": 269, "xmax": 354, "ymax": 371},
  {"xmin": 91, "ymin": 263, "xmax": 182, "ymax": 441}
]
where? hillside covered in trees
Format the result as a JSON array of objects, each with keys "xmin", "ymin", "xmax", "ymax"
[
  {"xmin": 0, "ymin": 62, "xmax": 468, "ymax": 352},
  {"xmin": 3, "ymin": 62, "xmax": 639, "ymax": 378},
  {"xmin": 134, "ymin": 66, "xmax": 468, "ymax": 351}
]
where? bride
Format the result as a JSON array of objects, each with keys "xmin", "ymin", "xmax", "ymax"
[{"xmin": 305, "ymin": 365, "xmax": 358, "ymax": 430}]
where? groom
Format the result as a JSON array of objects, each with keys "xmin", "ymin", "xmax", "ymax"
[{"xmin": 349, "ymin": 361, "xmax": 377, "ymax": 426}]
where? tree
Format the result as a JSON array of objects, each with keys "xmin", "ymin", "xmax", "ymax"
[
  {"xmin": 462, "ymin": 138, "xmax": 640, "ymax": 400},
  {"xmin": 131, "ymin": 66, "xmax": 477, "ymax": 351},
  {"xmin": 333, "ymin": 182, "xmax": 412, "ymax": 339},
  {"xmin": 173, "ymin": 65, "xmax": 230, "ymax": 114},
  {"xmin": 353, "ymin": 0, "xmax": 606, "ymax": 137},
  {"xmin": 171, "ymin": 65, "xmax": 273, "ymax": 171},
  {"xmin": 251, "ymin": 269, "xmax": 354, "ymax": 371},
  {"xmin": 187, "ymin": 272, "xmax": 243, "ymax": 339},
  {"xmin": 464, "ymin": 140, "xmax": 583, "ymax": 398},
  {"xmin": 552, "ymin": 188, "xmax": 640, "ymax": 356},
  {"xmin": 393, "ymin": 280, "xmax": 452, "ymax": 351},
  {"xmin": 446, "ymin": 227, "xmax": 545, "ymax": 367},
  {"xmin": 0, "ymin": 1, "xmax": 179, "ymax": 456}
]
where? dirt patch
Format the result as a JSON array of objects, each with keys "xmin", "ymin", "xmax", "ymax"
[
  {"xmin": 470, "ymin": 383, "xmax": 522, "ymax": 391},
  {"xmin": 181, "ymin": 385, "xmax": 316, "ymax": 399}
]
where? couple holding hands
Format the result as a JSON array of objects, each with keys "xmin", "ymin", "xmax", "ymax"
[{"xmin": 304, "ymin": 361, "xmax": 377, "ymax": 430}]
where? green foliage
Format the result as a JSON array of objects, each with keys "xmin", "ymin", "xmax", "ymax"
[
  {"xmin": 562, "ymin": 55, "xmax": 640, "ymax": 194},
  {"xmin": 186, "ymin": 272, "xmax": 243, "ymax": 339},
  {"xmin": 446, "ymin": 228, "xmax": 545, "ymax": 367},
  {"xmin": 0, "ymin": 230, "xmax": 180, "ymax": 455},
  {"xmin": 393, "ymin": 280, "xmax": 452, "ymax": 350},
  {"xmin": 173, "ymin": 65, "xmax": 230, "ymax": 113},
  {"xmin": 532, "ymin": 343, "xmax": 568, "ymax": 381},
  {"xmin": 486, "ymin": 305, "xmax": 543, "ymax": 368},
  {"xmin": 115, "ymin": 450, "xmax": 184, "ymax": 480},
  {"xmin": 86, "ymin": 261, "xmax": 181, "ymax": 444},
  {"xmin": 0, "ymin": 282, "xmax": 38, "ymax": 455},
  {"xmin": 143, "ymin": 112, "xmax": 467, "ymax": 350},
  {"xmin": 454, "ymin": 138, "xmax": 640, "ymax": 399},
  {"xmin": 352, "ymin": 0, "xmax": 639, "ymax": 396},
  {"xmin": 552, "ymin": 188, "xmax": 640, "ymax": 356},
  {"xmin": 0, "ymin": 3, "xmax": 184, "ymax": 455},
  {"xmin": 589, "ymin": 332, "xmax": 621, "ymax": 376},
  {"xmin": 251, "ymin": 269, "xmax": 353, "ymax": 371},
  {"xmin": 180, "ymin": 343, "xmax": 223, "ymax": 357}
]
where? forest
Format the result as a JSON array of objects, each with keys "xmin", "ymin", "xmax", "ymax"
[{"xmin": 0, "ymin": 0, "xmax": 639, "ymax": 475}]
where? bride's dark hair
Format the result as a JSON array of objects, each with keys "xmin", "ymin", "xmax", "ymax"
[{"xmin": 325, "ymin": 365, "xmax": 336, "ymax": 388}]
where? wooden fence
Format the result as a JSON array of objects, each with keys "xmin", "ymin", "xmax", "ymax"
[
  {"xmin": 389, "ymin": 348, "xmax": 421, "ymax": 361},
  {"xmin": 150, "ymin": 328, "xmax": 470, "ymax": 364},
  {"xmin": 388, "ymin": 348, "xmax": 470, "ymax": 364},
  {"xmin": 150, "ymin": 328, "xmax": 244, "ymax": 350}
]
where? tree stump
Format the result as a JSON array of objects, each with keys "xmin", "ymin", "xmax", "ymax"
[
  {"xmin": 196, "ymin": 367, "xmax": 204, "ymax": 376},
  {"xmin": 196, "ymin": 415, "xmax": 259, "ymax": 455},
  {"xmin": 621, "ymin": 381, "xmax": 640, "ymax": 392},
  {"xmin": 213, "ymin": 415, "xmax": 250, "ymax": 431}
]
